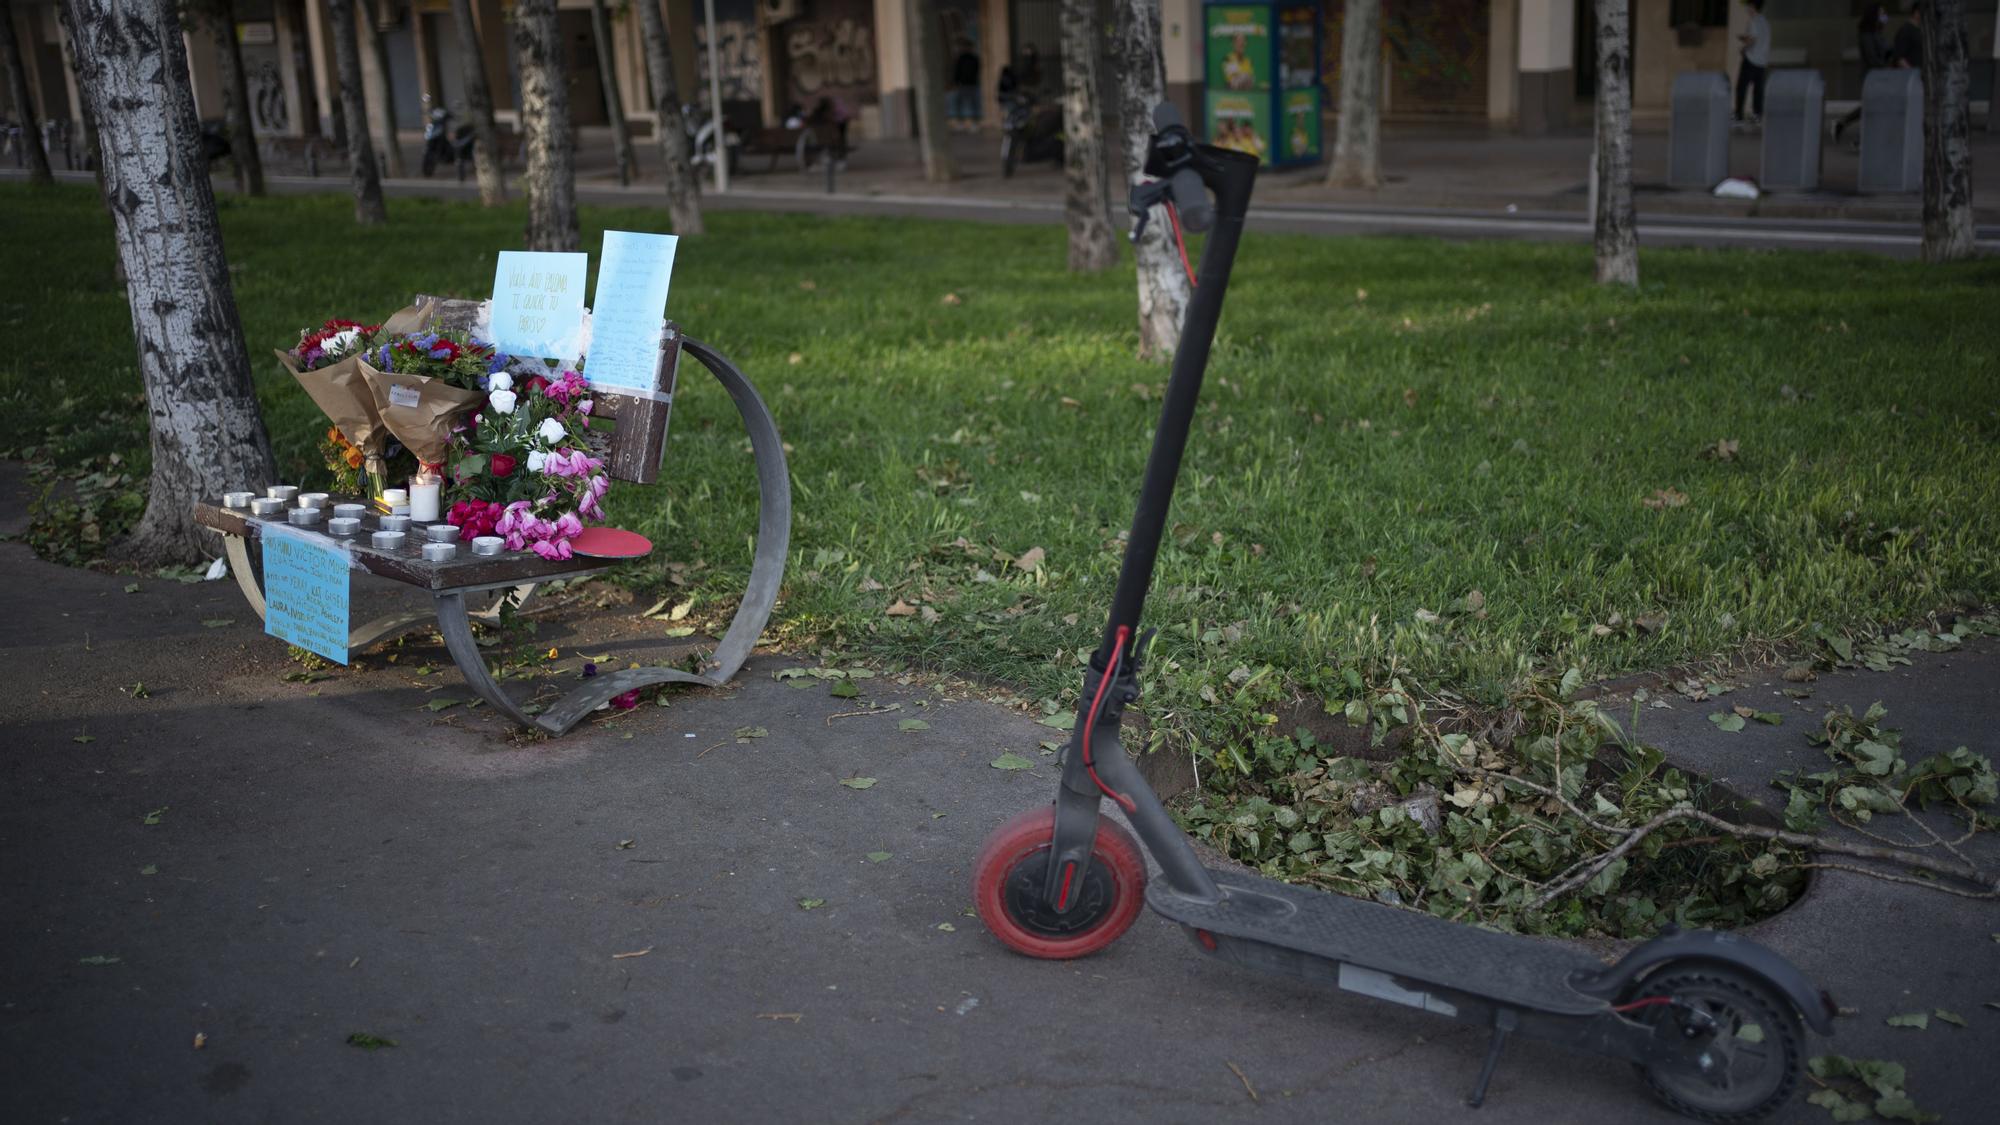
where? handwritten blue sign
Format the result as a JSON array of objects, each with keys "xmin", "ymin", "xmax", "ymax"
[
  {"xmin": 262, "ymin": 524, "xmax": 350, "ymax": 665},
  {"xmin": 489, "ymin": 250, "xmax": 589, "ymax": 360},
  {"xmin": 585, "ymin": 230, "xmax": 679, "ymax": 392}
]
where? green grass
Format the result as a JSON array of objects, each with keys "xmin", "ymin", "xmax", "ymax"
[{"xmin": 4, "ymin": 183, "xmax": 1997, "ymax": 760}]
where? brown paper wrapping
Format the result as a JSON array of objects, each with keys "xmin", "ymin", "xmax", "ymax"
[
  {"xmin": 278, "ymin": 300, "xmax": 444, "ymax": 454},
  {"xmin": 358, "ymin": 361, "xmax": 484, "ymax": 467}
]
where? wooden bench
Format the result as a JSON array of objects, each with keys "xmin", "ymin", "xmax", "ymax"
[{"xmin": 194, "ymin": 300, "xmax": 790, "ymax": 736}]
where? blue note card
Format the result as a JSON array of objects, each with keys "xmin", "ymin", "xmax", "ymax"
[
  {"xmin": 262, "ymin": 524, "xmax": 350, "ymax": 665},
  {"xmin": 490, "ymin": 251, "xmax": 589, "ymax": 360},
  {"xmin": 585, "ymin": 230, "xmax": 679, "ymax": 391}
]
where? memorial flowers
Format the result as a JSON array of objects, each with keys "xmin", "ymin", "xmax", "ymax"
[
  {"xmin": 357, "ymin": 322, "xmax": 504, "ymax": 469},
  {"xmin": 445, "ymin": 368, "xmax": 609, "ymax": 560}
]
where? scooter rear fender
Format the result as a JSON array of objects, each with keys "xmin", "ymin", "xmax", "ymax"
[{"xmin": 1572, "ymin": 927, "xmax": 1836, "ymax": 1035}]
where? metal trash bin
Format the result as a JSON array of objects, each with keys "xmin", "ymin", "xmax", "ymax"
[
  {"xmin": 1760, "ymin": 70, "xmax": 1824, "ymax": 191},
  {"xmin": 1668, "ymin": 72, "xmax": 1732, "ymax": 189},
  {"xmin": 1859, "ymin": 68, "xmax": 1922, "ymax": 193}
]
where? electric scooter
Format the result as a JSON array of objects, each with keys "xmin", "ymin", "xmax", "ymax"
[{"xmin": 972, "ymin": 105, "xmax": 1835, "ymax": 1123}]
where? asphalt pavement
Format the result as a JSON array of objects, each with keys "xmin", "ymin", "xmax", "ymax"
[{"xmin": 2, "ymin": 460, "xmax": 1996, "ymax": 1124}]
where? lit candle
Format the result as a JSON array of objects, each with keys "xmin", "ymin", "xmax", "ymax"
[{"xmin": 409, "ymin": 473, "xmax": 441, "ymax": 523}]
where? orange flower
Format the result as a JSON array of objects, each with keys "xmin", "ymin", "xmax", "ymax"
[
  {"xmin": 326, "ymin": 426, "xmax": 343, "ymax": 444},
  {"xmin": 345, "ymin": 448, "xmax": 364, "ymax": 469}
]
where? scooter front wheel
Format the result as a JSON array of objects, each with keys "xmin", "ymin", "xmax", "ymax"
[
  {"xmin": 974, "ymin": 805, "xmax": 1146, "ymax": 959},
  {"xmin": 1628, "ymin": 963, "xmax": 1804, "ymax": 1123}
]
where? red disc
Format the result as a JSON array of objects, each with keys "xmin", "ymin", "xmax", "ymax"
[
  {"xmin": 973, "ymin": 805, "xmax": 1147, "ymax": 960},
  {"xmin": 570, "ymin": 527, "xmax": 653, "ymax": 558}
]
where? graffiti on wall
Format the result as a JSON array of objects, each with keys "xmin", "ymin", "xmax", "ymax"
[
  {"xmin": 784, "ymin": 19, "xmax": 875, "ymax": 102},
  {"xmin": 695, "ymin": 20, "xmax": 765, "ymax": 104},
  {"xmin": 252, "ymin": 61, "xmax": 289, "ymax": 133}
]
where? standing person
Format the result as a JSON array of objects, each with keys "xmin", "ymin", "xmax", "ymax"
[
  {"xmin": 1833, "ymin": 4, "xmax": 1890, "ymax": 144},
  {"xmin": 950, "ymin": 39, "xmax": 981, "ymax": 130},
  {"xmin": 1734, "ymin": 0, "xmax": 1772, "ymax": 126},
  {"xmin": 1891, "ymin": 0, "xmax": 1923, "ymax": 70},
  {"xmin": 1018, "ymin": 44, "xmax": 1044, "ymax": 97}
]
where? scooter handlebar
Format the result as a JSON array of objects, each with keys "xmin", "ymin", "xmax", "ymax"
[{"xmin": 1148, "ymin": 104, "xmax": 1214, "ymax": 233}]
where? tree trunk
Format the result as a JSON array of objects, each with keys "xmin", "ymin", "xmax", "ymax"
[
  {"xmin": 588, "ymin": 0, "xmax": 634, "ymax": 186},
  {"xmin": 1591, "ymin": 0, "xmax": 1637, "ymax": 286},
  {"xmin": 513, "ymin": 0, "xmax": 578, "ymax": 251},
  {"xmin": 1, "ymin": 0, "xmax": 53, "ymax": 185},
  {"xmin": 635, "ymin": 0, "xmax": 703, "ymax": 233},
  {"xmin": 326, "ymin": 0, "xmax": 386, "ymax": 222},
  {"xmin": 60, "ymin": 0, "xmax": 277, "ymax": 567},
  {"xmin": 287, "ymin": 0, "xmax": 320, "ymax": 139},
  {"xmin": 358, "ymin": 0, "xmax": 404, "ymax": 177},
  {"xmin": 905, "ymin": 0, "xmax": 954, "ymax": 182},
  {"xmin": 1327, "ymin": 0, "xmax": 1381, "ymax": 188},
  {"xmin": 208, "ymin": 0, "xmax": 265, "ymax": 195},
  {"xmin": 1059, "ymin": 0, "xmax": 1117, "ymax": 272},
  {"xmin": 1113, "ymin": 0, "xmax": 1188, "ymax": 361},
  {"xmin": 1920, "ymin": 0, "xmax": 1975, "ymax": 262},
  {"xmin": 449, "ymin": 0, "xmax": 504, "ymax": 205}
]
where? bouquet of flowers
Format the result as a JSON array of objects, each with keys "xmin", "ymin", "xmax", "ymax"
[
  {"xmin": 357, "ymin": 319, "xmax": 505, "ymax": 468},
  {"xmin": 445, "ymin": 368, "xmax": 610, "ymax": 560},
  {"xmin": 281, "ymin": 302, "xmax": 442, "ymax": 499}
]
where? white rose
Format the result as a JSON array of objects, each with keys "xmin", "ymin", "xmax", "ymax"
[
  {"xmin": 527, "ymin": 450, "xmax": 547, "ymax": 473},
  {"xmin": 576, "ymin": 399, "xmax": 592, "ymax": 416},
  {"xmin": 537, "ymin": 418, "xmax": 567, "ymax": 444},
  {"xmin": 324, "ymin": 328, "xmax": 360, "ymax": 355},
  {"xmin": 489, "ymin": 389, "xmax": 518, "ymax": 415},
  {"xmin": 488, "ymin": 372, "xmax": 513, "ymax": 392}
]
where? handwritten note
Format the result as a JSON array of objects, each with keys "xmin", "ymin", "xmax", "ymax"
[
  {"xmin": 584, "ymin": 230, "xmax": 679, "ymax": 391},
  {"xmin": 262, "ymin": 524, "xmax": 350, "ymax": 665},
  {"xmin": 489, "ymin": 250, "xmax": 588, "ymax": 360}
]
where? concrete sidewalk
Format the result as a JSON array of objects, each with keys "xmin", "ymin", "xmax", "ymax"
[{"xmin": 2, "ymin": 462, "xmax": 1995, "ymax": 1122}]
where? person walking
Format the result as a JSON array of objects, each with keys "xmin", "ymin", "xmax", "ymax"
[
  {"xmin": 1734, "ymin": 0, "xmax": 1773, "ymax": 126},
  {"xmin": 1832, "ymin": 4, "xmax": 1891, "ymax": 144}
]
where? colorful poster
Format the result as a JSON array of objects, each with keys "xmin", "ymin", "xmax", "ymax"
[
  {"xmin": 488, "ymin": 251, "xmax": 589, "ymax": 362},
  {"xmin": 1281, "ymin": 87, "xmax": 1322, "ymax": 163},
  {"xmin": 262, "ymin": 523, "xmax": 350, "ymax": 666},
  {"xmin": 1206, "ymin": 6, "xmax": 1271, "ymax": 92},
  {"xmin": 1279, "ymin": 6, "xmax": 1318, "ymax": 89},
  {"xmin": 586, "ymin": 230, "xmax": 679, "ymax": 392},
  {"xmin": 1205, "ymin": 91, "xmax": 1271, "ymax": 167}
]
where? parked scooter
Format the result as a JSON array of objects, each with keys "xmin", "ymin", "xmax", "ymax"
[
  {"xmin": 998, "ymin": 93, "xmax": 1062, "ymax": 178},
  {"xmin": 972, "ymin": 103, "xmax": 1835, "ymax": 1123},
  {"xmin": 420, "ymin": 98, "xmax": 475, "ymax": 180},
  {"xmin": 684, "ymin": 101, "xmax": 741, "ymax": 182}
]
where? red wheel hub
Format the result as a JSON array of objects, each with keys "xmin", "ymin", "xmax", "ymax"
[{"xmin": 973, "ymin": 805, "xmax": 1147, "ymax": 960}]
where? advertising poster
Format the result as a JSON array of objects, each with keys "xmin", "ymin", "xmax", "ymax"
[
  {"xmin": 1205, "ymin": 6, "xmax": 1271, "ymax": 92},
  {"xmin": 1281, "ymin": 87, "xmax": 1322, "ymax": 163},
  {"xmin": 1205, "ymin": 91, "xmax": 1271, "ymax": 166}
]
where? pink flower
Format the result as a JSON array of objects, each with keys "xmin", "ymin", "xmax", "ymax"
[
  {"xmin": 532, "ymin": 538, "xmax": 573, "ymax": 560},
  {"xmin": 554, "ymin": 511, "xmax": 583, "ymax": 539},
  {"xmin": 611, "ymin": 689, "xmax": 641, "ymax": 710}
]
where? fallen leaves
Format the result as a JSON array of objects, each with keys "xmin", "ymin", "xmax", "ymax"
[
  {"xmin": 838, "ymin": 776, "xmax": 878, "ymax": 790},
  {"xmin": 1641, "ymin": 488, "xmax": 1689, "ymax": 510},
  {"xmin": 897, "ymin": 718, "xmax": 930, "ymax": 732},
  {"xmin": 345, "ymin": 1032, "xmax": 397, "ymax": 1050},
  {"xmin": 865, "ymin": 851, "xmax": 891, "ymax": 863},
  {"xmin": 611, "ymin": 947, "xmax": 654, "ymax": 960},
  {"xmin": 797, "ymin": 898, "xmax": 826, "ymax": 910},
  {"xmin": 141, "ymin": 807, "xmax": 167, "ymax": 826},
  {"xmin": 1700, "ymin": 438, "xmax": 1741, "ymax": 462},
  {"xmin": 884, "ymin": 599, "xmax": 917, "ymax": 617},
  {"xmin": 1013, "ymin": 546, "xmax": 1046, "ymax": 572},
  {"xmin": 78, "ymin": 955, "xmax": 120, "ymax": 965},
  {"xmin": 989, "ymin": 751, "xmax": 1035, "ymax": 771}
]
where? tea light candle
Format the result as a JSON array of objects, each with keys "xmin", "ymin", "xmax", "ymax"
[
  {"xmin": 327, "ymin": 517, "xmax": 361, "ymax": 537},
  {"xmin": 390, "ymin": 504, "xmax": 410, "ymax": 518},
  {"xmin": 380, "ymin": 488, "xmax": 409, "ymax": 507},
  {"xmin": 378, "ymin": 514, "xmax": 411, "ymax": 533},
  {"xmin": 223, "ymin": 491, "xmax": 255, "ymax": 509},
  {"xmin": 298, "ymin": 492, "xmax": 329, "ymax": 509},
  {"xmin": 371, "ymin": 530, "xmax": 406, "ymax": 550},
  {"xmin": 471, "ymin": 536, "xmax": 505, "ymax": 557},
  {"xmin": 424, "ymin": 523, "xmax": 462, "ymax": 543},
  {"xmin": 250, "ymin": 498, "xmax": 285, "ymax": 517},
  {"xmin": 266, "ymin": 485, "xmax": 299, "ymax": 502},
  {"xmin": 287, "ymin": 507, "xmax": 322, "ymax": 526},
  {"xmin": 409, "ymin": 477, "xmax": 441, "ymax": 523},
  {"xmin": 332, "ymin": 503, "xmax": 367, "ymax": 519},
  {"xmin": 422, "ymin": 542, "xmax": 458, "ymax": 562}
]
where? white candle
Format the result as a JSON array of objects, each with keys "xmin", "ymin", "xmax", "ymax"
[
  {"xmin": 381, "ymin": 488, "xmax": 409, "ymax": 506},
  {"xmin": 409, "ymin": 477, "xmax": 441, "ymax": 522}
]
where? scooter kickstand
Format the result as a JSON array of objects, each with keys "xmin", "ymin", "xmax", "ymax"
[{"xmin": 1466, "ymin": 1008, "xmax": 1518, "ymax": 1108}]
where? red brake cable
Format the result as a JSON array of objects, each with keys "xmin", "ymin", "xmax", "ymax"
[
  {"xmin": 1165, "ymin": 202, "xmax": 1197, "ymax": 289},
  {"xmin": 1080, "ymin": 625, "xmax": 1138, "ymax": 814}
]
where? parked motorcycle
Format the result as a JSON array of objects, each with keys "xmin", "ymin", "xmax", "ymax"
[
  {"xmin": 999, "ymin": 94, "xmax": 1062, "ymax": 178},
  {"xmin": 421, "ymin": 99, "xmax": 475, "ymax": 180}
]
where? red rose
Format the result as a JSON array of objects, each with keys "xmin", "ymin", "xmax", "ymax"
[
  {"xmin": 525, "ymin": 375, "xmax": 551, "ymax": 395},
  {"xmin": 490, "ymin": 453, "xmax": 518, "ymax": 478}
]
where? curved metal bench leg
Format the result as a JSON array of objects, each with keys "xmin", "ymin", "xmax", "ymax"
[
  {"xmin": 435, "ymin": 592, "xmax": 540, "ymax": 729},
  {"xmin": 224, "ymin": 534, "xmax": 266, "ymax": 619},
  {"xmin": 680, "ymin": 336, "xmax": 792, "ymax": 686},
  {"xmin": 533, "ymin": 666, "xmax": 724, "ymax": 736}
]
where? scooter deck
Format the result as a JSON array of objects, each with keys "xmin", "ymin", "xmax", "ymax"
[{"xmin": 1148, "ymin": 868, "xmax": 1609, "ymax": 1017}]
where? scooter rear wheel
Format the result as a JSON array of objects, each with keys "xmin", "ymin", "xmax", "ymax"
[
  {"xmin": 974, "ymin": 805, "xmax": 1146, "ymax": 960},
  {"xmin": 1629, "ymin": 963, "xmax": 1804, "ymax": 1123}
]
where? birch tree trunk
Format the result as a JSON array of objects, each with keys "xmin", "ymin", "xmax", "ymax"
[
  {"xmin": 61, "ymin": 0, "xmax": 276, "ymax": 566},
  {"xmin": 1113, "ymin": 0, "xmax": 1188, "ymax": 360},
  {"xmin": 635, "ymin": 0, "xmax": 703, "ymax": 233},
  {"xmin": 358, "ymin": 0, "xmax": 404, "ymax": 177},
  {"xmin": 1920, "ymin": 0, "xmax": 1975, "ymax": 262},
  {"xmin": 514, "ymin": 0, "xmax": 578, "ymax": 251},
  {"xmin": 905, "ymin": 0, "xmax": 954, "ymax": 182},
  {"xmin": 588, "ymin": 0, "xmax": 634, "ymax": 185},
  {"xmin": 207, "ymin": 0, "xmax": 265, "ymax": 195},
  {"xmin": 1327, "ymin": 0, "xmax": 1380, "ymax": 188},
  {"xmin": 1, "ymin": 0, "xmax": 53, "ymax": 185},
  {"xmin": 326, "ymin": 0, "xmax": 386, "ymax": 222},
  {"xmin": 1059, "ymin": 0, "xmax": 1116, "ymax": 271},
  {"xmin": 449, "ymin": 0, "xmax": 503, "ymax": 204},
  {"xmin": 1591, "ymin": 0, "xmax": 1637, "ymax": 285}
]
